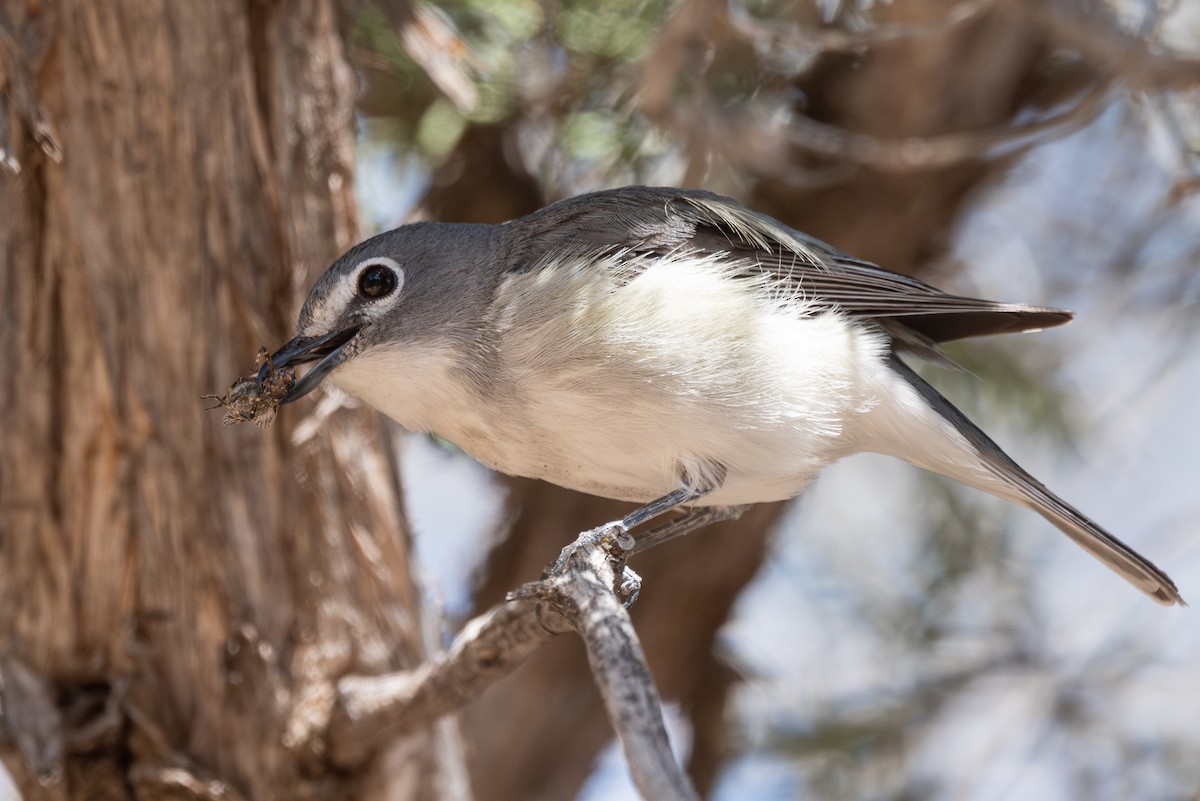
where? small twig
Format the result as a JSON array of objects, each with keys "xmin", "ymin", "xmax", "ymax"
[
  {"xmin": 374, "ymin": 0, "xmax": 480, "ymax": 114},
  {"xmin": 129, "ymin": 765, "xmax": 249, "ymax": 801}
]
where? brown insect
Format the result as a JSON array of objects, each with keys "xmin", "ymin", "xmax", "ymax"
[{"xmin": 203, "ymin": 348, "xmax": 296, "ymax": 427}]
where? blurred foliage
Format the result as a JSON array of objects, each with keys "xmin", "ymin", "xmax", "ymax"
[{"xmin": 349, "ymin": 0, "xmax": 677, "ymax": 185}]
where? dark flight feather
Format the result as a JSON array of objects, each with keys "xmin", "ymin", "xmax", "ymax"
[{"xmin": 504, "ymin": 186, "xmax": 1074, "ymax": 346}]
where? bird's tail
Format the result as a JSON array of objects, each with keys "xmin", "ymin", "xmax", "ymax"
[{"xmin": 859, "ymin": 355, "xmax": 1183, "ymax": 606}]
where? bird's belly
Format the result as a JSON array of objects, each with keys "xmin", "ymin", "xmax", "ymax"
[
  {"xmin": 456, "ymin": 393, "xmax": 857, "ymax": 507},
  {"xmin": 453, "ymin": 296, "xmax": 895, "ymax": 505}
]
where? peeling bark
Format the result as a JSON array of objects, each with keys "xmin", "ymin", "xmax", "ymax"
[{"xmin": 0, "ymin": 2, "xmax": 436, "ymax": 799}]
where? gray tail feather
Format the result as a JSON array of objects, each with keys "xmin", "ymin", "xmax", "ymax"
[{"xmin": 889, "ymin": 355, "xmax": 1184, "ymax": 607}]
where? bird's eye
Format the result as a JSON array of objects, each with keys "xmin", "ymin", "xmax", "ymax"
[{"xmin": 358, "ymin": 264, "xmax": 398, "ymax": 299}]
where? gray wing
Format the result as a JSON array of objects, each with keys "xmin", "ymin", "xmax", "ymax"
[{"xmin": 503, "ymin": 186, "xmax": 1073, "ymax": 345}]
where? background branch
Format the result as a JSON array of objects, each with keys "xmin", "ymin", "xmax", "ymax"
[{"xmin": 329, "ymin": 598, "xmax": 566, "ymax": 767}]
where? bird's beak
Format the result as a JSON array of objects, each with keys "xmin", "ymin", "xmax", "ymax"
[{"xmin": 261, "ymin": 325, "xmax": 362, "ymax": 404}]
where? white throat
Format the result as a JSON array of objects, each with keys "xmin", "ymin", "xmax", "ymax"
[{"xmin": 330, "ymin": 343, "xmax": 518, "ymax": 472}]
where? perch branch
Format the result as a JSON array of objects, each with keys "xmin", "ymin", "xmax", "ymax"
[
  {"xmin": 328, "ymin": 507, "xmax": 745, "ymax": 799},
  {"xmin": 512, "ymin": 525, "xmax": 700, "ymax": 801}
]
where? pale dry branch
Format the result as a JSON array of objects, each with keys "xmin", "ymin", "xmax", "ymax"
[
  {"xmin": 329, "ymin": 597, "xmax": 569, "ymax": 766},
  {"xmin": 129, "ymin": 765, "xmax": 250, "ymax": 801},
  {"xmin": 329, "ymin": 509, "xmax": 746, "ymax": 799},
  {"xmin": 518, "ymin": 527, "xmax": 698, "ymax": 801},
  {"xmin": 373, "ymin": 0, "xmax": 479, "ymax": 113}
]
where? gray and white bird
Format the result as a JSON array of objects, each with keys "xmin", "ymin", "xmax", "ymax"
[{"xmin": 264, "ymin": 186, "xmax": 1181, "ymax": 606}]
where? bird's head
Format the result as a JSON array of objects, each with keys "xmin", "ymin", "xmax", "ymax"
[{"xmin": 263, "ymin": 222, "xmax": 497, "ymax": 404}]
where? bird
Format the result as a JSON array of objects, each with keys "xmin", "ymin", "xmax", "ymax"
[{"xmin": 262, "ymin": 185, "xmax": 1182, "ymax": 606}]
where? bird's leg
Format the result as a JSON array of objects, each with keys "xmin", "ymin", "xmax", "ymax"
[
  {"xmin": 573, "ymin": 465, "xmax": 731, "ymax": 605},
  {"xmin": 629, "ymin": 505, "xmax": 748, "ymax": 555},
  {"xmin": 613, "ymin": 486, "xmax": 704, "ymax": 533},
  {"xmin": 600, "ymin": 461, "xmax": 729, "ymax": 539}
]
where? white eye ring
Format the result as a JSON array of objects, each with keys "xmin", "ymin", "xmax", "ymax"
[{"xmin": 354, "ymin": 257, "xmax": 404, "ymax": 300}]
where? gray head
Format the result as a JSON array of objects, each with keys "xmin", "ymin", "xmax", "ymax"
[{"xmin": 263, "ymin": 221, "xmax": 499, "ymax": 403}]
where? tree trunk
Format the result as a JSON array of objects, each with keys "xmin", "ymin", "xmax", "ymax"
[{"xmin": 0, "ymin": 2, "xmax": 437, "ymax": 799}]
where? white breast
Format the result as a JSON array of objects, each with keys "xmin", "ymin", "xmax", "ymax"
[{"xmin": 332, "ymin": 253, "xmax": 892, "ymax": 507}]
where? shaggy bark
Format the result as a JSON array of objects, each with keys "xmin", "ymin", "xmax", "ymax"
[{"xmin": 0, "ymin": 2, "xmax": 437, "ymax": 799}]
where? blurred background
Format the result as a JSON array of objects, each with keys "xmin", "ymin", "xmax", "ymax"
[
  {"xmin": 350, "ymin": 0, "xmax": 1200, "ymax": 798},
  {"xmin": 1, "ymin": 0, "xmax": 1197, "ymax": 799}
]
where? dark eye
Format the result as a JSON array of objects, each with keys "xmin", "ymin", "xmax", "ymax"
[{"xmin": 358, "ymin": 264, "xmax": 398, "ymax": 299}]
